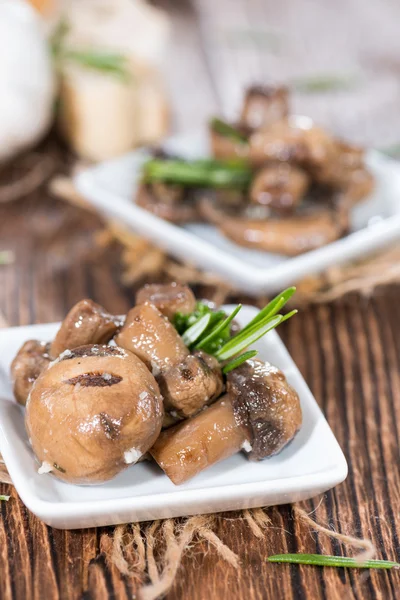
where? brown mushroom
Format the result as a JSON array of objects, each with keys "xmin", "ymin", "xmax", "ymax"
[
  {"xmin": 250, "ymin": 163, "xmax": 310, "ymax": 213},
  {"xmin": 199, "ymin": 195, "xmax": 349, "ymax": 256},
  {"xmin": 11, "ymin": 340, "xmax": 51, "ymax": 406},
  {"xmin": 115, "ymin": 302, "xmax": 189, "ymax": 373},
  {"xmin": 209, "ymin": 124, "xmax": 250, "ymax": 162},
  {"xmin": 136, "ymin": 181, "xmax": 200, "ymax": 223},
  {"xmin": 248, "ymin": 119, "xmax": 337, "ymax": 169},
  {"xmin": 240, "ymin": 85, "xmax": 289, "ymax": 130},
  {"xmin": 26, "ymin": 344, "xmax": 164, "ymax": 484},
  {"xmin": 150, "ymin": 359, "xmax": 302, "ymax": 484},
  {"xmin": 136, "ymin": 283, "xmax": 196, "ymax": 321},
  {"xmin": 156, "ymin": 351, "xmax": 224, "ymax": 419},
  {"xmin": 51, "ymin": 299, "xmax": 121, "ymax": 358},
  {"xmin": 117, "ymin": 301, "xmax": 223, "ymax": 419},
  {"xmin": 311, "ymin": 141, "xmax": 374, "ymax": 203}
]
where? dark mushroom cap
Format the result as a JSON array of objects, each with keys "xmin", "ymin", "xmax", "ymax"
[
  {"xmin": 248, "ymin": 120, "xmax": 337, "ymax": 168},
  {"xmin": 136, "ymin": 182, "xmax": 200, "ymax": 224},
  {"xmin": 116, "ymin": 302, "xmax": 189, "ymax": 373},
  {"xmin": 51, "ymin": 299, "xmax": 121, "ymax": 358},
  {"xmin": 11, "ymin": 340, "xmax": 51, "ymax": 406},
  {"xmin": 227, "ymin": 359, "xmax": 302, "ymax": 459},
  {"xmin": 209, "ymin": 124, "xmax": 250, "ymax": 161},
  {"xmin": 136, "ymin": 283, "xmax": 196, "ymax": 321},
  {"xmin": 240, "ymin": 85, "xmax": 289, "ymax": 130},
  {"xmin": 157, "ymin": 351, "xmax": 224, "ymax": 418},
  {"xmin": 250, "ymin": 163, "xmax": 309, "ymax": 213},
  {"xmin": 26, "ymin": 344, "xmax": 163, "ymax": 484}
]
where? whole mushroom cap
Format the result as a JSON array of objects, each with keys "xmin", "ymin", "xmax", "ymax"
[
  {"xmin": 136, "ymin": 283, "xmax": 196, "ymax": 320},
  {"xmin": 50, "ymin": 299, "xmax": 121, "ymax": 358},
  {"xmin": 26, "ymin": 344, "xmax": 164, "ymax": 484},
  {"xmin": 11, "ymin": 339, "xmax": 51, "ymax": 406},
  {"xmin": 227, "ymin": 359, "xmax": 302, "ymax": 459}
]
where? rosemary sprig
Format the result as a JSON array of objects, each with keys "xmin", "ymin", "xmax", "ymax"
[
  {"xmin": 216, "ymin": 314, "xmax": 283, "ymax": 361},
  {"xmin": 240, "ymin": 287, "xmax": 296, "ymax": 334},
  {"xmin": 62, "ymin": 50, "xmax": 131, "ymax": 81},
  {"xmin": 182, "ymin": 313, "xmax": 212, "ymax": 347},
  {"xmin": 50, "ymin": 18, "xmax": 131, "ymax": 81},
  {"xmin": 143, "ymin": 158, "xmax": 252, "ymax": 189},
  {"xmin": 210, "ymin": 118, "xmax": 249, "ymax": 144},
  {"xmin": 175, "ymin": 288, "xmax": 297, "ymax": 373},
  {"xmin": 267, "ymin": 554, "xmax": 400, "ymax": 569},
  {"xmin": 222, "ymin": 350, "xmax": 258, "ymax": 374},
  {"xmin": 195, "ymin": 305, "xmax": 242, "ymax": 350},
  {"xmin": 0, "ymin": 495, "xmax": 10, "ymax": 502},
  {"xmin": 291, "ymin": 73, "xmax": 358, "ymax": 94}
]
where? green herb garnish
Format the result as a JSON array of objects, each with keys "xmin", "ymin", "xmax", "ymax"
[
  {"xmin": 143, "ymin": 158, "xmax": 252, "ymax": 189},
  {"xmin": 50, "ymin": 18, "xmax": 131, "ymax": 81},
  {"xmin": 267, "ymin": 554, "xmax": 400, "ymax": 569},
  {"xmin": 195, "ymin": 304, "xmax": 242, "ymax": 351},
  {"xmin": 222, "ymin": 350, "xmax": 258, "ymax": 374},
  {"xmin": 175, "ymin": 287, "xmax": 297, "ymax": 373},
  {"xmin": 210, "ymin": 118, "xmax": 249, "ymax": 144},
  {"xmin": 182, "ymin": 313, "xmax": 212, "ymax": 347},
  {"xmin": 291, "ymin": 74, "xmax": 359, "ymax": 94},
  {"xmin": 0, "ymin": 495, "xmax": 10, "ymax": 502},
  {"xmin": 223, "ymin": 28, "xmax": 281, "ymax": 53}
]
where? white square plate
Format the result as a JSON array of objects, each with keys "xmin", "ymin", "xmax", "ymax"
[
  {"xmin": 0, "ymin": 306, "xmax": 347, "ymax": 529},
  {"xmin": 75, "ymin": 130, "xmax": 400, "ymax": 295}
]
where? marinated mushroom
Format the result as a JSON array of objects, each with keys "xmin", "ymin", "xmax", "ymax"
[
  {"xmin": 250, "ymin": 163, "xmax": 310, "ymax": 213},
  {"xmin": 240, "ymin": 85, "xmax": 289, "ymax": 130},
  {"xmin": 248, "ymin": 119, "xmax": 337, "ymax": 169},
  {"xmin": 116, "ymin": 302, "xmax": 189, "ymax": 373},
  {"xmin": 156, "ymin": 351, "xmax": 224, "ymax": 418},
  {"xmin": 136, "ymin": 282, "xmax": 196, "ymax": 321},
  {"xmin": 11, "ymin": 340, "xmax": 51, "ymax": 406},
  {"xmin": 209, "ymin": 119, "xmax": 250, "ymax": 162},
  {"xmin": 26, "ymin": 344, "xmax": 164, "ymax": 484},
  {"xmin": 199, "ymin": 195, "xmax": 349, "ymax": 256},
  {"xmin": 150, "ymin": 359, "xmax": 302, "ymax": 484},
  {"xmin": 51, "ymin": 299, "xmax": 121, "ymax": 358},
  {"xmin": 136, "ymin": 181, "xmax": 200, "ymax": 223},
  {"xmin": 117, "ymin": 301, "xmax": 223, "ymax": 419},
  {"xmin": 136, "ymin": 84, "xmax": 373, "ymax": 255}
]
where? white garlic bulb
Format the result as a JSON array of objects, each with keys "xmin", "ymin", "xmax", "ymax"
[{"xmin": 0, "ymin": 0, "xmax": 55, "ymax": 162}]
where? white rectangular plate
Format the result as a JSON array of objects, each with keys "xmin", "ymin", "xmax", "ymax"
[
  {"xmin": 75, "ymin": 130, "xmax": 400, "ymax": 295},
  {"xmin": 0, "ymin": 306, "xmax": 347, "ymax": 529}
]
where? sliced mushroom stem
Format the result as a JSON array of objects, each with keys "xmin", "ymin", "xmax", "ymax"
[
  {"xmin": 151, "ymin": 359, "xmax": 302, "ymax": 485},
  {"xmin": 150, "ymin": 395, "xmax": 245, "ymax": 485}
]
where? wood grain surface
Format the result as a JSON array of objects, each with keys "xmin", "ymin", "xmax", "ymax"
[{"xmin": 0, "ymin": 1, "xmax": 399, "ymax": 599}]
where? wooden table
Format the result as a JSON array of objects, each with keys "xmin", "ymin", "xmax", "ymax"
[{"xmin": 0, "ymin": 1, "xmax": 399, "ymax": 598}]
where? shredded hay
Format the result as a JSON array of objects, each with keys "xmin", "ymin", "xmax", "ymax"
[
  {"xmin": 90, "ymin": 505, "xmax": 376, "ymax": 600},
  {"xmin": 293, "ymin": 505, "xmax": 376, "ymax": 562}
]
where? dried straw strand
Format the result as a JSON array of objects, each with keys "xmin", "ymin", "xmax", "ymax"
[{"xmin": 293, "ymin": 505, "xmax": 375, "ymax": 562}]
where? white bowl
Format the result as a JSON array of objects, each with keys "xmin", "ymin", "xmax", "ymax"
[
  {"xmin": 0, "ymin": 306, "xmax": 347, "ymax": 529},
  {"xmin": 75, "ymin": 130, "xmax": 400, "ymax": 296}
]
